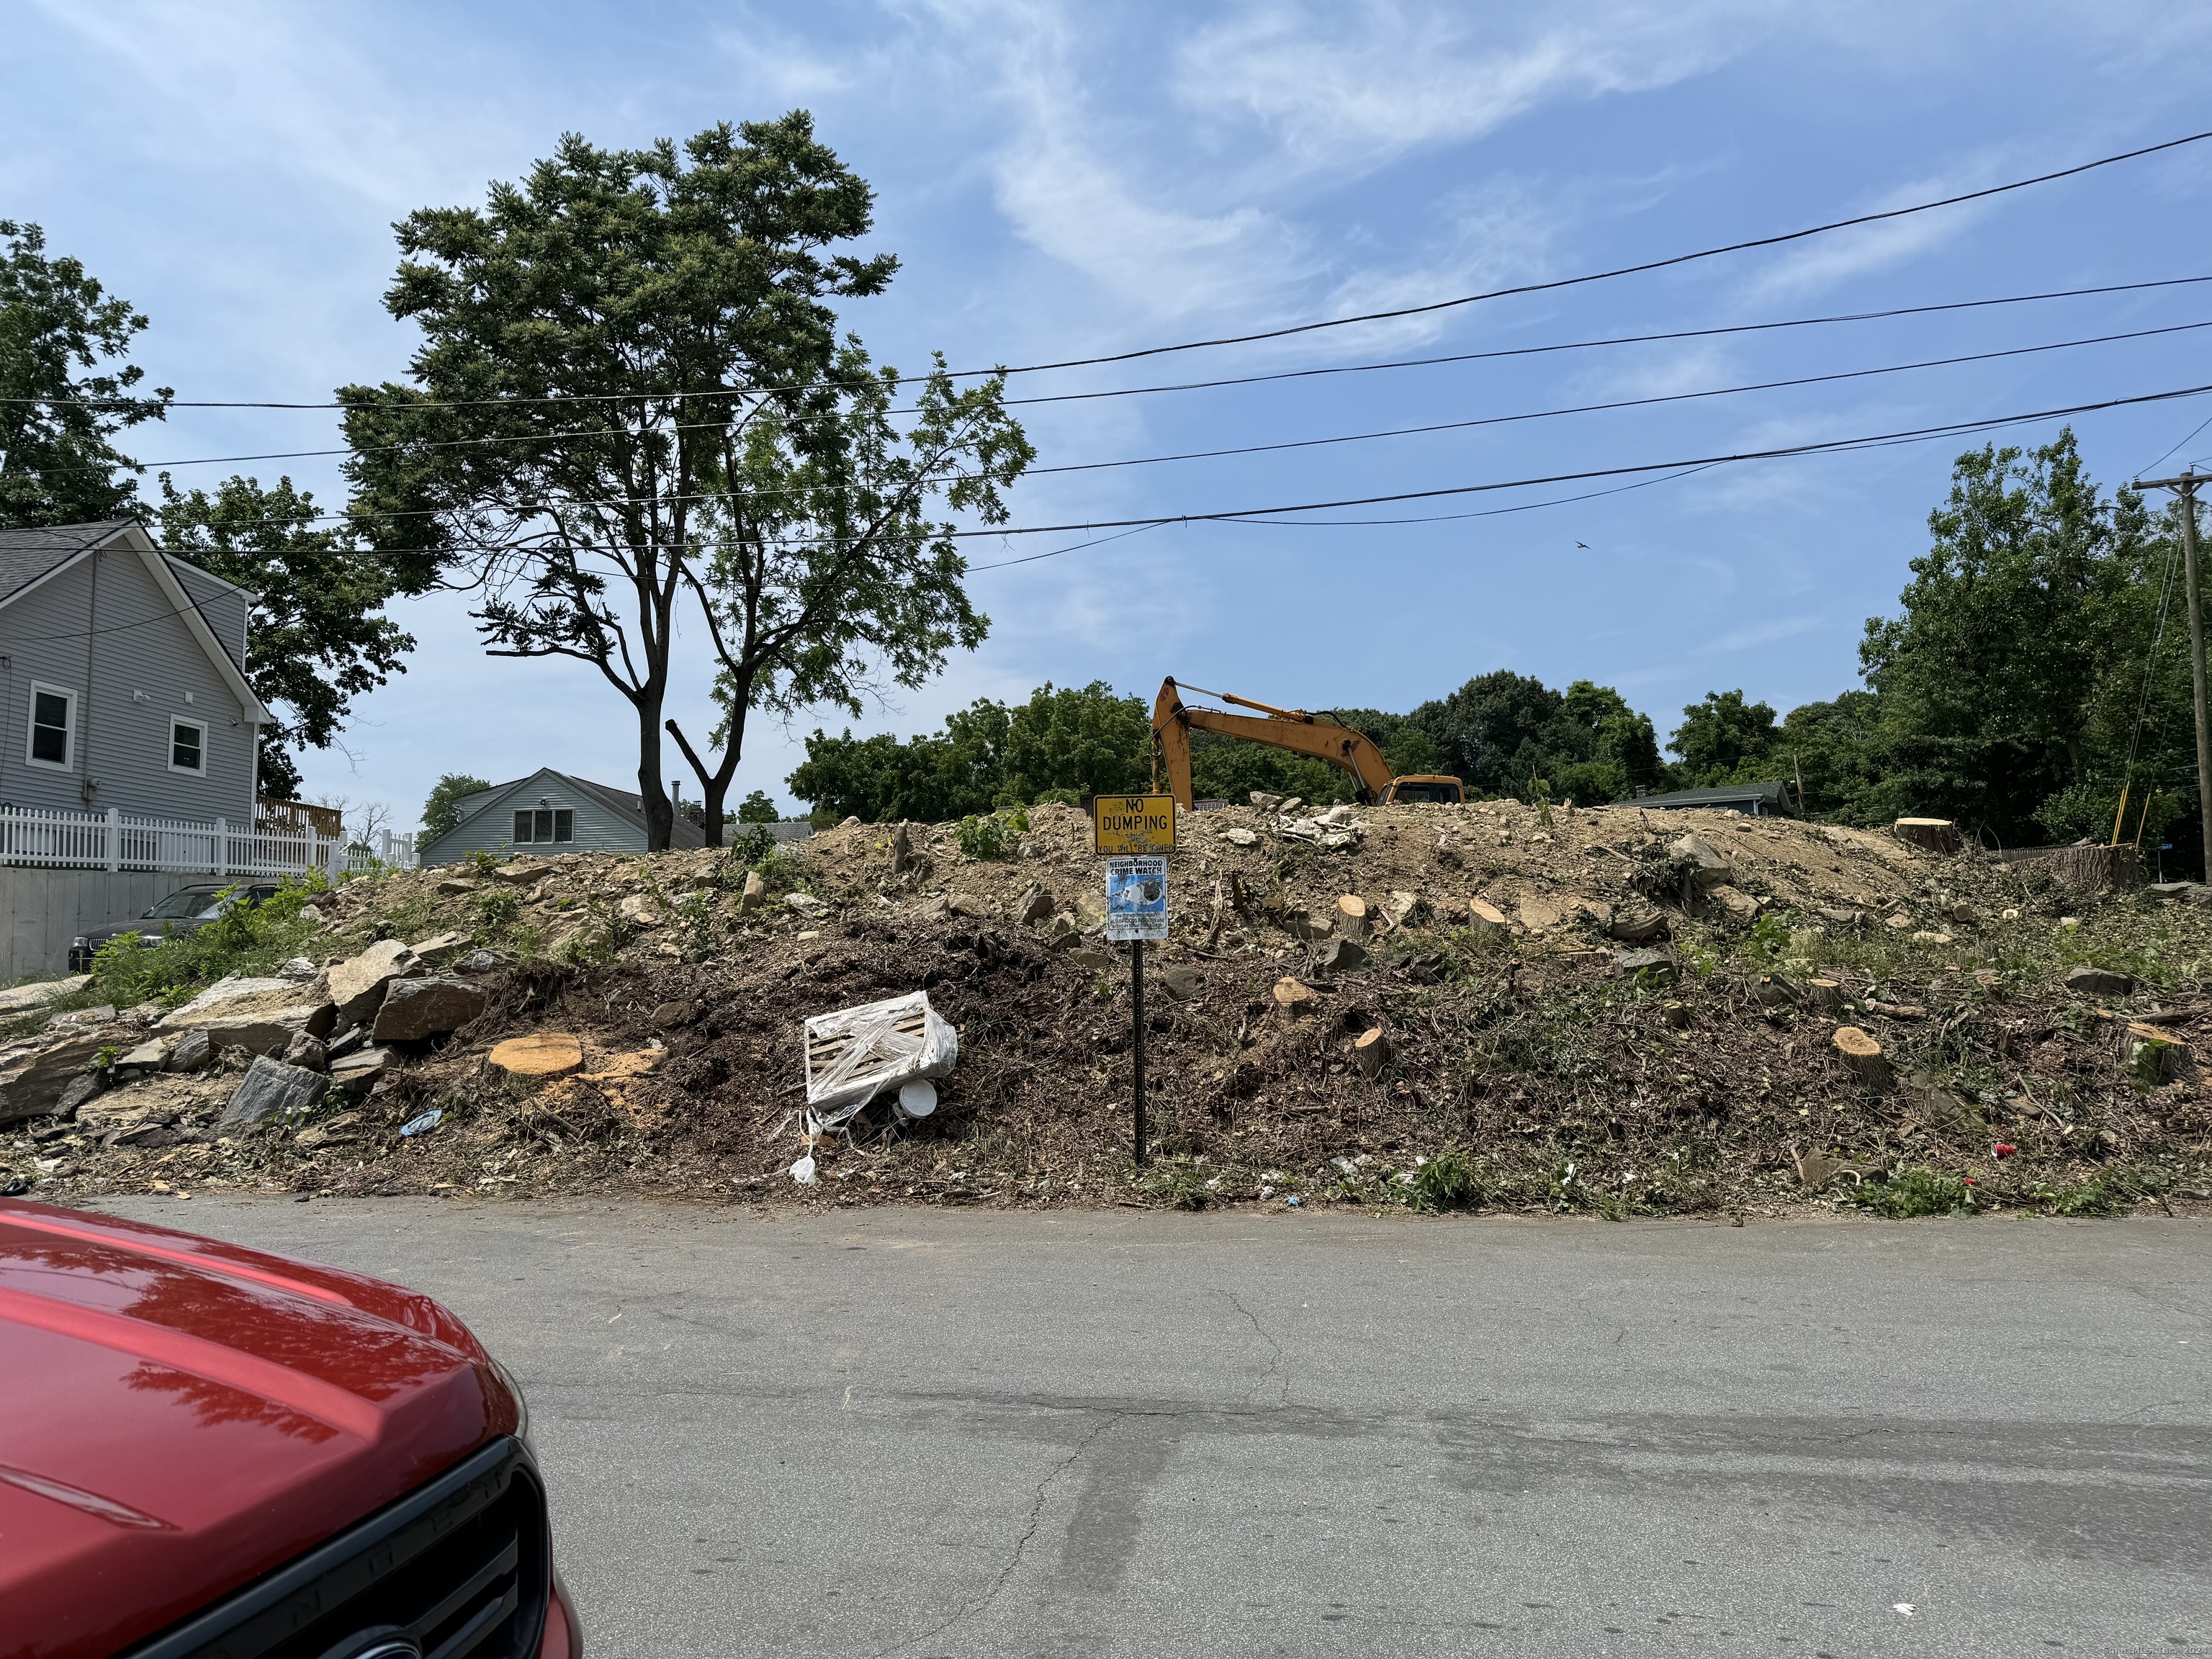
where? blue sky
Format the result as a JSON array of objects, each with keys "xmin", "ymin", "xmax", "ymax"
[{"xmin": 8, "ymin": 1, "xmax": 2212, "ymax": 830}]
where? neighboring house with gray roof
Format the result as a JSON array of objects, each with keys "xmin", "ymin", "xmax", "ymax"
[
  {"xmin": 416, "ymin": 768, "xmax": 709, "ymax": 865},
  {"xmin": 0, "ymin": 519, "xmax": 270, "ymax": 822}
]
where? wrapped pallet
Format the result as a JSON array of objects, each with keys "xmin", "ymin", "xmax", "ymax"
[{"xmin": 802, "ymin": 990, "xmax": 958, "ymax": 1129}]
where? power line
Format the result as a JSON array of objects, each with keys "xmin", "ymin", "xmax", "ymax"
[{"xmin": 12, "ymin": 132, "xmax": 2211, "ymax": 414}]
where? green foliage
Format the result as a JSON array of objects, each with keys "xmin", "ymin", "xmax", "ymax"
[
  {"xmin": 1669, "ymin": 689, "xmax": 1781, "ymax": 784},
  {"xmin": 1188, "ymin": 729, "xmax": 1352, "ymax": 806},
  {"xmin": 422, "ymin": 773, "xmax": 495, "ymax": 843},
  {"xmin": 87, "ymin": 880, "xmax": 322, "ymax": 1007},
  {"xmin": 736, "ymin": 789, "xmax": 780, "ymax": 824},
  {"xmin": 0, "ymin": 220, "xmax": 171, "ymax": 529},
  {"xmin": 1136, "ymin": 1156, "xmax": 1211, "ymax": 1209},
  {"xmin": 1745, "ymin": 909, "xmax": 1797, "ymax": 962},
  {"xmin": 462, "ymin": 849, "xmax": 500, "ymax": 876},
  {"xmin": 157, "ymin": 475, "xmax": 433, "ymax": 799},
  {"xmin": 342, "ymin": 114, "xmax": 1024, "ymax": 851},
  {"xmin": 954, "ymin": 810, "xmax": 1025, "ymax": 860},
  {"xmin": 730, "ymin": 822, "xmax": 777, "ymax": 866},
  {"xmin": 1408, "ymin": 1151, "xmax": 1480, "ymax": 1212},
  {"xmin": 2031, "ymin": 1179, "xmax": 2123, "ymax": 1217},
  {"xmin": 1848, "ymin": 1165, "xmax": 1977, "ymax": 1218},
  {"xmin": 790, "ymin": 680, "xmax": 1146, "ymax": 820},
  {"xmin": 1385, "ymin": 727, "xmax": 1442, "ymax": 776},
  {"xmin": 475, "ymin": 886, "xmax": 523, "ymax": 930}
]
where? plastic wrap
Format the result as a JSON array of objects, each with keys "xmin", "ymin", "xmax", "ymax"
[{"xmin": 801, "ymin": 990, "xmax": 958, "ymax": 1128}]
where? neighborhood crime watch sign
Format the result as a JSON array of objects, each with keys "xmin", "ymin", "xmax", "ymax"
[{"xmin": 1092, "ymin": 793, "xmax": 1177, "ymax": 856}]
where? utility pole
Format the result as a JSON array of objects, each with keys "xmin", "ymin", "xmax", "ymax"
[{"xmin": 2134, "ymin": 472, "xmax": 2212, "ymax": 871}]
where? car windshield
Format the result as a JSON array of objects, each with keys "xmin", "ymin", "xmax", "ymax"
[
  {"xmin": 144, "ymin": 888, "xmax": 231, "ymax": 920},
  {"xmin": 1390, "ymin": 780, "xmax": 1461, "ymax": 804}
]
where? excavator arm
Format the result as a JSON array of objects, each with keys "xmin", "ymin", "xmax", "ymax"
[{"xmin": 1151, "ymin": 678, "xmax": 1399, "ymax": 809}]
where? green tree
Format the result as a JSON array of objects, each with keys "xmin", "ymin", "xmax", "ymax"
[
  {"xmin": 737, "ymin": 788, "xmax": 780, "ymax": 824},
  {"xmin": 1188, "ymin": 730, "xmax": 1354, "ymax": 806},
  {"xmin": 0, "ymin": 221, "xmax": 171, "ymax": 529},
  {"xmin": 1404, "ymin": 670, "xmax": 1580, "ymax": 796},
  {"xmin": 421, "ymin": 772, "xmax": 494, "ymax": 841},
  {"xmin": 158, "ymin": 474, "xmax": 434, "ymax": 799},
  {"xmin": 341, "ymin": 114, "xmax": 1025, "ymax": 851},
  {"xmin": 1669, "ymin": 689, "xmax": 1780, "ymax": 785}
]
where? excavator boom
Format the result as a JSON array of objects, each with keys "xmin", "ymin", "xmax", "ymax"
[{"xmin": 1151, "ymin": 677, "xmax": 1407, "ymax": 808}]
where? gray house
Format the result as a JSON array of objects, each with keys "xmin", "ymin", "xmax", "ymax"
[
  {"xmin": 1632, "ymin": 781, "xmax": 1800, "ymax": 817},
  {"xmin": 418, "ymin": 768, "xmax": 709, "ymax": 865},
  {"xmin": 0, "ymin": 520, "xmax": 269, "ymax": 819}
]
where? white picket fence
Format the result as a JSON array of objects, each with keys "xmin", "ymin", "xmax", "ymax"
[{"xmin": 0, "ymin": 805, "xmax": 415, "ymax": 879}]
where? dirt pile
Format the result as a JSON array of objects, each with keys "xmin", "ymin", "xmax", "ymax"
[{"xmin": 14, "ymin": 800, "xmax": 2212, "ymax": 1218}]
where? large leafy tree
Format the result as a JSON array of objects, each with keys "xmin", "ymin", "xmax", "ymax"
[
  {"xmin": 157, "ymin": 474, "xmax": 435, "ymax": 799},
  {"xmin": 422, "ymin": 772, "xmax": 495, "ymax": 841},
  {"xmin": 0, "ymin": 221, "xmax": 171, "ymax": 528},
  {"xmin": 341, "ymin": 114, "xmax": 1024, "ymax": 850},
  {"xmin": 1668, "ymin": 689, "xmax": 1781, "ymax": 786}
]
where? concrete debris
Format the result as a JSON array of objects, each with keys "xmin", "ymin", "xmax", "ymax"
[
  {"xmin": 488, "ymin": 1033, "xmax": 585, "ymax": 1078},
  {"xmin": 1614, "ymin": 948, "xmax": 1677, "ymax": 985},
  {"xmin": 491, "ymin": 860, "xmax": 547, "ymax": 885},
  {"xmin": 217, "ymin": 1055, "xmax": 330, "ymax": 1132},
  {"xmin": 410, "ymin": 931, "xmax": 474, "ymax": 966},
  {"xmin": 371, "ymin": 977, "xmax": 490, "ymax": 1042},
  {"xmin": 2063, "ymin": 965, "xmax": 2135, "ymax": 997},
  {"xmin": 0, "ymin": 975, "xmax": 91, "ymax": 1016}
]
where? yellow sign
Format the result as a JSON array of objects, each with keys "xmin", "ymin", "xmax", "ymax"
[{"xmin": 1092, "ymin": 793, "xmax": 1178, "ymax": 855}]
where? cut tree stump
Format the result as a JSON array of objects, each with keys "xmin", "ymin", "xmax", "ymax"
[
  {"xmin": 1832, "ymin": 1025, "xmax": 1892, "ymax": 1089},
  {"xmin": 1806, "ymin": 979, "xmax": 1846, "ymax": 1016},
  {"xmin": 1272, "ymin": 976, "xmax": 1318, "ymax": 1018},
  {"xmin": 1351, "ymin": 1026, "xmax": 1392, "ymax": 1078},
  {"xmin": 1335, "ymin": 894, "xmax": 1370, "ymax": 939},
  {"xmin": 1467, "ymin": 898, "xmax": 1511, "ymax": 939},
  {"xmin": 487, "ymin": 1033, "xmax": 585, "ymax": 1079}
]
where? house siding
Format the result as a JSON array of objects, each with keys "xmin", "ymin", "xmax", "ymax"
[
  {"xmin": 418, "ymin": 770, "xmax": 650, "ymax": 865},
  {"xmin": 165, "ymin": 557, "xmax": 251, "ymax": 678},
  {"xmin": 0, "ymin": 547, "xmax": 258, "ymax": 820}
]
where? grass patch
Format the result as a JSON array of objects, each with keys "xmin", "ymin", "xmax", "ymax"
[
  {"xmin": 1847, "ymin": 1164, "xmax": 1977, "ymax": 1218},
  {"xmin": 1407, "ymin": 1149, "xmax": 1480, "ymax": 1212},
  {"xmin": 1135, "ymin": 1154, "xmax": 1210, "ymax": 1209}
]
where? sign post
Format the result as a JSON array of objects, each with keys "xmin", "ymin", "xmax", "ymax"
[{"xmin": 1094, "ymin": 795, "xmax": 1176, "ymax": 1164}]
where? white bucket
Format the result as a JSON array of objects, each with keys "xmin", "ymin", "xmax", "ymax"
[{"xmin": 894, "ymin": 1079, "xmax": 938, "ymax": 1120}]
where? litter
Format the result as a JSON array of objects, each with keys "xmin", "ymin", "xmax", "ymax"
[
  {"xmin": 896, "ymin": 1079, "xmax": 939, "ymax": 1120},
  {"xmin": 804, "ymin": 991, "xmax": 958, "ymax": 1125},
  {"xmin": 790, "ymin": 1154, "xmax": 818, "ymax": 1185},
  {"xmin": 399, "ymin": 1108, "xmax": 444, "ymax": 1138}
]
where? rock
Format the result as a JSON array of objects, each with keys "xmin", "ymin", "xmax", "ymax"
[
  {"xmin": 785, "ymin": 891, "xmax": 827, "ymax": 917},
  {"xmin": 1248, "ymin": 791, "xmax": 1283, "ymax": 811},
  {"xmin": 0, "ymin": 975, "xmax": 91, "ymax": 1016},
  {"xmin": 1314, "ymin": 938, "xmax": 1369, "ymax": 974},
  {"xmin": 1318, "ymin": 804, "xmax": 1357, "ymax": 827},
  {"xmin": 326, "ymin": 1047, "xmax": 392, "ymax": 1096},
  {"xmin": 1069, "ymin": 948, "xmax": 1117, "ymax": 971},
  {"xmin": 1903, "ymin": 1071, "xmax": 1979, "ymax": 1135},
  {"xmin": 491, "ymin": 860, "xmax": 547, "ymax": 885},
  {"xmin": 1885, "ymin": 912, "xmax": 1912, "ymax": 931},
  {"xmin": 1668, "ymin": 834, "xmax": 1735, "ymax": 890},
  {"xmin": 489, "ymin": 1032, "xmax": 584, "ymax": 1077},
  {"xmin": 1222, "ymin": 827, "xmax": 1259, "ymax": 847},
  {"xmin": 371, "ymin": 977, "xmax": 490, "ymax": 1042},
  {"xmin": 1705, "ymin": 886, "xmax": 1761, "ymax": 927},
  {"xmin": 328, "ymin": 940, "xmax": 423, "ymax": 1022},
  {"xmin": 2151, "ymin": 881, "xmax": 2212, "ymax": 906},
  {"xmin": 155, "ymin": 976, "xmax": 336, "ymax": 1056},
  {"xmin": 916, "ymin": 894, "xmax": 951, "ymax": 923},
  {"xmin": 648, "ymin": 1002, "xmax": 695, "ymax": 1027},
  {"xmin": 48, "ymin": 1004, "xmax": 117, "ymax": 1029},
  {"xmin": 1015, "ymin": 883, "xmax": 1056, "ymax": 926},
  {"xmin": 617, "ymin": 894, "xmax": 662, "ymax": 927},
  {"xmin": 738, "ymin": 871, "xmax": 768, "ymax": 914},
  {"xmin": 408, "ymin": 931, "xmax": 473, "ymax": 966},
  {"xmin": 326, "ymin": 1025, "xmax": 366, "ymax": 1061},
  {"xmin": 57, "ymin": 1072, "xmax": 104, "ymax": 1115},
  {"xmin": 117, "ymin": 1035, "xmax": 175, "ymax": 1071},
  {"xmin": 1287, "ymin": 911, "xmax": 1334, "ymax": 943},
  {"xmin": 435, "ymin": 877, "xmax": 480, "ymax": 896},
  {"xmin": 2064, "ymin": 964, "xmax": 2134, "ymax": 997},
  {"xmin": 458, "ymin": 949, "xmax": 506, "ymax": 974},
  {"xmin": 1910, "ymin": 930, "xmax": 1953, "ymax": 946},
  {"xmin": 0, "ymin": 1030, "xmax": 124, "ymax": 1125},
  {"xmin": 166, "ymin": 1028, "xmax": 214, "ymax": 1073},
  {"xmin": 1753, "ymin": 974, "xmax": 1800, "ymax": 1008},
  {"xmin": 1614, "ymin": 948, "xmax": 1677, "ymax": 986},
  {"xmin": 292, "ymin": 1112, "xmax": 364, "ymax": 1151},
  {"xmin": 1271, "ymin": 976, "xmax": 1318, "ymax": 1017},
  {"xmin": 1609, "ymin": 907, "xmax": 1669, "ymax": 945},
  {"xmin": 108, "ymin": 1117, "xmax": 182, "ymax": 1149},
  {"xmin": 1815, "ymin": 906, "xmax": 1864, "ymax": 929},
  {"xmin": 946, "ymin": 894, "xmax": 992, "ymax": 920},
  {"xmin": 279, "ymin": 1031, "xmax": 328, "ymax": 1073},
  {"xmin": 1158, "ymin": 966, "xmax": 1203, "ymax": 1000},
  {"xmin": 217, "ymin": 1055, "xmax": 329, "ymax": 1132},
  {"xmin": 269, "ymin": 956, "xmax": 317, "ymax": 982}
]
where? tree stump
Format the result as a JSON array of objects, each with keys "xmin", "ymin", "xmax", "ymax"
[
  {"xmin": 1272, "ymin": 976, "xmax": 1318, "ymax": 1018},
  {"xmin": 1467, "ymin": 898, "xmax": 1510, "ymax": 939},
  {"xmin": 1336, "ymin": 894, "xmax": 1370, "ymax": 940},
  {"xmin": 891, "ymin": 821, "xmax": 914, "ymax": 875},
  {"xmin": 487, "ymin": 1033, "xmax": 584, "ymax": 1079},
  {"xmin": 1352, "ymin": 1026, "xmax": 1391, "ymax": 1078},
  {"xmin": 1806, "ymin": 979, "xmax": 1846, "ymax": 1016},
  {"xmin": 1832, "ymin": 1025, "xmax": 1892, "ymax": 1089}
]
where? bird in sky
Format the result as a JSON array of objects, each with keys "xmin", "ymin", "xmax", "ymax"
[{"xmin": 1576, "ymin": 541, "xmax": 1589, "ymax": 549}]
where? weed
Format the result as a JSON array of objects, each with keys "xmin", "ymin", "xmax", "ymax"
[
  {"xmin": 955, "ymin": 809, "xmax": 1028, "ymax": 860},
  {"xmin": 1135, "ymin": 1154, "xmax": 1210, "ymax": 1209},
  {"xmin": 89, "ymin": 878, "xmax": 324, "ymax": 1008},
  {"xmin": 730, "ymin": 822, "xmax": 776, "ymax": 867},
  {"xmin": 1848, "ymin": 1165, "xmax": 1977, "ymax": 1218},
  {"xmin": 1407, "ymin": 1149, "xmax": 1480, "ymax": 1212},
  {"xmin": 475, "ymin": 887, "xmax": 523, "ymax": 930},
  {"xmin": 1745, "ymin": 909, "xmax": 1799, "ymax": 962},
  {"xmin": 463, "ymin": 850, "xmax": 500, "ymax": 877},
  {"xmin": 2030, "ymin": 1179, "xmax": 2122, "ymax": 1217}
]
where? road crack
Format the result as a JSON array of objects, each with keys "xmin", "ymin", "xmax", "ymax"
[{"xmin": 1220, "ymin": 1289, "xmax": 1292, "ymax": 1406}]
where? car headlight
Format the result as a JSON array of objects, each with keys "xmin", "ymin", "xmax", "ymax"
[{"xmin": 490, "ymin": 1356, "xmax": 533, "ymax": 1450}]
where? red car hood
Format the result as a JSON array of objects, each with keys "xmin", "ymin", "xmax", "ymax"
[{"xmin": 0, "ymin": 1198, "xmax": 518, "ymax": 1659}]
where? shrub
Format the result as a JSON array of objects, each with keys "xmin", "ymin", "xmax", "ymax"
[
  {"xmin": 955, "ymin": 810, "xmax": 1026, "ymax": 860},
  {"xmin": 1848, "ymin": 1165, "xmax": 1977, "ymax": 1218},
  {"xmin": 1408, "ymin": 1150, "xmax": 1480, "ymax": 1213},
  {"xmin": 89, "ymin": 878, "xmax": 323, "ymax": 1008}
]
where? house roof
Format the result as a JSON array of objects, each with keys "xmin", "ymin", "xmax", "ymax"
[
  {"xmin": 427, "ymin": 767, "xmax": 710, "ymax": 853},
  {"xmin": 1635, "ymin": 781, "xmax": 1799, "ymax": 814},
  {"xmin": 0, "ymin": 519, "xmax": 272, "ymax": 724}
]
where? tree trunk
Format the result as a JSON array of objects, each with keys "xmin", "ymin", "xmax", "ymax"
[
  {"xmin": 1832, "ymin": 1025, "xmax": 1892, "ymax": 1089},
  {"xmin": 637, "ymin": 698, "xmax": 673, "ymax": 853},
  {"xmin": 698, "ymin": 780, "xmax": 728, "ymax": 849}
]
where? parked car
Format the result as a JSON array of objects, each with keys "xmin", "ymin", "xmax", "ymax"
[
  {"xmin": 68, "ymin": 881, "xmax": 284, "ymax": 971},
  {"xmin": 0, "ymin": 1196, "xmax": 580, "ymax": 1658}
]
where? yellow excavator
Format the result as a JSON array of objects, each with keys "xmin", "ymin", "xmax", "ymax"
[{"xmin": 1151, "ymin": 678, "xmax": 1466, "ymax": 809}]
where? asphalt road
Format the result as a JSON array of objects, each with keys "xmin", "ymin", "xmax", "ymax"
[{"xmin": 92, "ymin": 1196, "xmax": 2211, "ymax": 1657}]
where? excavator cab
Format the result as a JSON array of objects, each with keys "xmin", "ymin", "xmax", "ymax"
[{"xmin": 1380, "ymin": 775, "xmax": 1465, "ymax": 805}]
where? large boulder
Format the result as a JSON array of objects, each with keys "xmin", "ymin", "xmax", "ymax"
[
  {"xmin": 1668, "ymin": 835, "xmax": 1735, "ymax": 891},
  {"xmin": 0, "ymin": 975, "xmax": 91, "ymax": 1017},
  {"xmin": 1, "ymin": 1028, "xmax": 125, "ymax": 1125},
  {"xmin": 2063, "ymin": 964, "xmax": 2135, "ymax": 998},
  {"xmin": 156, "ymin": 974, "xmax": 336, "ymax": 1056},
  {"xmin": 328, "ymin": 940, "xmax": 421, "ymax": 1024},
  {"xmin": 371, "ymin": 976, "xmax": 489, "ymax": 1042},
  {"xmin": 217, "ymin": 1055, "xmax": 329, "ymax": 1132}
]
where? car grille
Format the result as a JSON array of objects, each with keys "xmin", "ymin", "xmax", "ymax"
[{"xmin": 123, "ymin": 1437, "xmax": 549, "ymax": 1659}]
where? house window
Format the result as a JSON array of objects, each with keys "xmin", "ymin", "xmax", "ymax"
[
  {"xmin": 27, "ymin": 683, "xmax": 75, "ymax": 769},
  {"xmin": 511, "ymin": 808, "xmax": 574, "ymax": 845},
  {"xmin": 169, "ymin": 718, "xmax": 207, "ymax": 775}
]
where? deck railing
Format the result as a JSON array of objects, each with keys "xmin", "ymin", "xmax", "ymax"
[{"xmin": 0, "ymin": 805, "xmax": 415, "ymax": 878}]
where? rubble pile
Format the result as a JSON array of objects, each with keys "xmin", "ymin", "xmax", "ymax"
[{"xmin": 6, "ymin": 798, "xmax": 2212, "ymax": 1218}]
